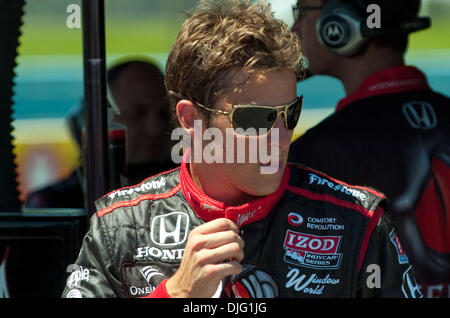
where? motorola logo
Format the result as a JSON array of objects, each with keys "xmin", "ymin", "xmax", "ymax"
[{"xmin": 323, "ymin": 21, "xmax": 345, "ymax": 44}]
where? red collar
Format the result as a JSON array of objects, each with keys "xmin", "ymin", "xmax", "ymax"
[
  {"xmin": 336, "ymin": 65, "xmax": 430, "ymax": 112},
  {"xmin": 179, "ymin": 150, "xmax": 291, "ymax": 227}
]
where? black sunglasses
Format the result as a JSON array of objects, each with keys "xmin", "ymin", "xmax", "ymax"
[
  {"xmin": 168, "ymin": 91, "xmax": 303, "ymax": 136},
  {"xmin": 292, "ymin": 4, "xmax": 324, "ymax": 20}
]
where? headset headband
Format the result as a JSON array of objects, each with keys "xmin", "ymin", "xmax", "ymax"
[{"xmin": 361, "ymin": 17, "xmax": 431, "ymax": 37}]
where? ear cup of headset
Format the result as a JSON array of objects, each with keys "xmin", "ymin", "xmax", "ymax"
[{"xmin": 316, "ymin": 4, "xmax": 367, "ymax": 57}]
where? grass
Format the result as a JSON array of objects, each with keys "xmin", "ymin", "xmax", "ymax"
[
  {"xmin": 17, "ymin": 15, "xmax": 450, "ymax": 57},
  {"xmin": 18, "ymin": 17, "xmax": 182, "ymax": 56},
  {"xmin": 409, "ymin": 21, "xmax": 450, "ymax": 50}
]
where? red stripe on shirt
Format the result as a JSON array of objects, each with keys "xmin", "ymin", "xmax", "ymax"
[
  {"xmin": 290, "ymin": 164, "xmax": 386, "ymax": 199},
  {"xmin": 358, "ymin": 206, "xmax": 385, "ymax": 273},
  {"xmin": 97, "ymin": 184, "xmax": 181, "ymax": 218},
  {"xmin": 102, "ymin": 166, "xmax": 180, "ymax": 199},
  {"xmin": 286, "ymin": 185, "xmax": 376, "ymax": 218}
]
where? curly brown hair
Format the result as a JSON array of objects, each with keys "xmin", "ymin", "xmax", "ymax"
[{"xmin": 165, "ymin": 0, "xmax": 304, "ymax": 124}]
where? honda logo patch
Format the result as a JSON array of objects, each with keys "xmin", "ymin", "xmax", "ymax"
[
  {"xmin": 151, "ymin": 212, "xmax": 189, "ymax": 246},
  {"xmin": 402, "ymin": 101, "xmax": 437, "ymax": 130},
  {"xmin": 402, "ymin": 266, "xmax": 423, "ymax": 298}
]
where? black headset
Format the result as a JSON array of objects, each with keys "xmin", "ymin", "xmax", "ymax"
[{"xmin": 316, "ymin": 0, "xmax": 431, "ymax": 56}]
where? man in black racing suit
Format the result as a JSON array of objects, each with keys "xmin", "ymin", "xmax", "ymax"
[
  {"xmin": 62, "ymin": 159, "xmax": 422, "ymax": 298},
  {"xmin": 62, "ymin": 0, "xmax": 421, "ymax": 298}
]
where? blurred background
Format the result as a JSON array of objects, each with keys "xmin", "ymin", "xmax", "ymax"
[{"xmin": 11, "ymin": 0, "xmax": 450, "ymax": 203}]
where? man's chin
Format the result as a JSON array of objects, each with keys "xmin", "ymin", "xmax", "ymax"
[
  {"xmin": 247, "ymin": 166, "xmax": 286, "ymax": 196},
  {"xmin": 258, "ymin": 157, "xmax": 287, "ymax": 175},
  {"xmin": 250, "ymin": 180, "xmax": 283, "ymax": 197}
]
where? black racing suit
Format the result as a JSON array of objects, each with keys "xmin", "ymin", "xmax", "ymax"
[
  {"xmin": 62, "ymin": 158, "xmax": 422, "ymax": 298},
  {"xmin": 289, "ymin": 65, "xmax": 450, "ymax": 297}
]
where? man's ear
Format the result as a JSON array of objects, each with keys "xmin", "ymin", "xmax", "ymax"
[{"xmin": 176, "ymin": 99, "xmax": 198, "ymax": 133}]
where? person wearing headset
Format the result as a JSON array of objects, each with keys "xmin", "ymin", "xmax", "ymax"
[{"xmin": 289, "ymin": 0, "xmax": 450, "ymax": 298}]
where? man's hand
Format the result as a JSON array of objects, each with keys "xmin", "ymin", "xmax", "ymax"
[{"xmin": 166, "ymin": 218, "xmax": 244, "ymax": 298}]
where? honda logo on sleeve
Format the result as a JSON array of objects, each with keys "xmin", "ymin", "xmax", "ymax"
[
  {"xmin": 151, "ymin": 212, "xmax": 189, "ymax": 246},
  {"xmin": 402, "ymin": 101, "xmax": 437, "ymax": 130},
  {"xmin": 402, "ymin": 266, "xmax": 423, "ymax": 298}
]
